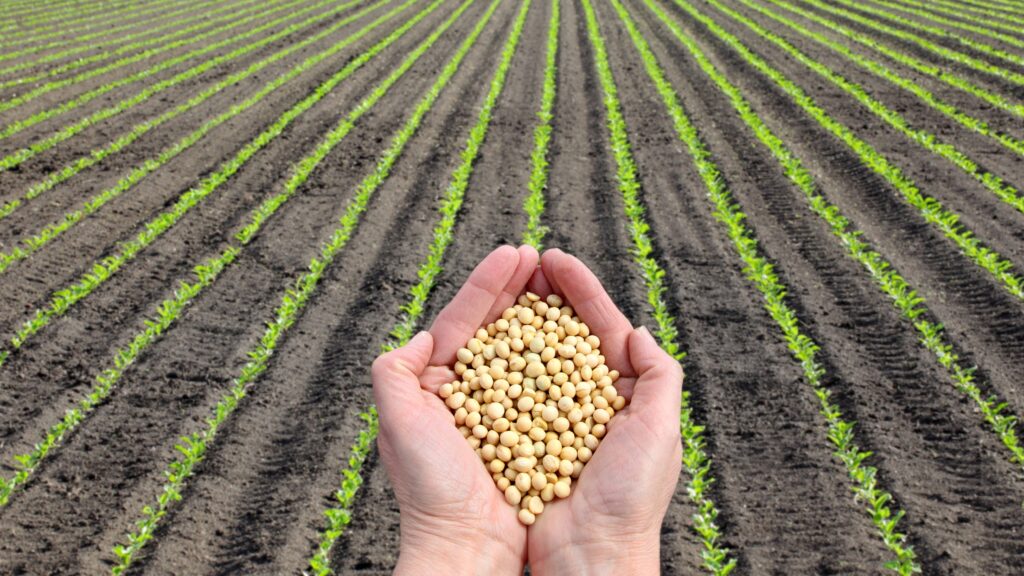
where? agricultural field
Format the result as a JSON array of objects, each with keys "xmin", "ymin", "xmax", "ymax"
[{"xmin": 0, "ymin": 0, "xmax": 1023, "ymax": 573}]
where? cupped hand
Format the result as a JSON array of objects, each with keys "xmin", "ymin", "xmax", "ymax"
[
  {"xmin": 525, "ymin": 249, "xmax": 682, "ymax": 576},
  {"xmin": 372, "ymin": 245, "xmax": 538, "ymax": 576}
]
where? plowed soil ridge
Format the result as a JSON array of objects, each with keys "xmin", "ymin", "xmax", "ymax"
[{"xmin": 1, "ymin": 0, "xmax": 1023, "ymax": 574}]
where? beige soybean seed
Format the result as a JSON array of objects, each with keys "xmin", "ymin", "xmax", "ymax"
[
  {"xmin": 558, "ymin": 459, "xmax": 574, "ymax": 477},
  {"xmin": 517, "ymin": 307, "xmax": 535, "ymax": 324},
  {"xmin": 541, "ymin": 483, "xmax": 555, "ymax": 502},
  {"xmin": 518, "ymin": 509, "xmax": 536, "ymax": 525},
  {"xmin": 505, "ymin": 485, "xmax": 522, "ymax": 506},
  {"xmin": 546, "ymin": 439, "xmax": 562, "ymax": 457},
  {"xmin": 487, "ymin": 402, "xmax": 505, "ymax": 420},
  {"xmin": 439, "ymin": 292, "xmax": 629, "ymax": 525},
  {"xmin": 554, "ymin": 480, "xmax": 571, "ymax": 499},
  {"xmin": 553, "ymin": 417, "xmax": 570, "ymax": 433},
  {"xmin": 500, "ymin": 431, "xmax": 519, "ymax": 447},
  {"xmin": 543, "ymin": 454, "xmax": 560, "ymax": 472}
]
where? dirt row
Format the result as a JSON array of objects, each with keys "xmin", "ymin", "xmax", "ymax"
[
  {"xmin": 0, "ymin": 0, "xmax": 458, "ymax": 457},
  {"xmin": 1, "ymin": 0, "xmax": 1023, "ymax": 574},
  {"xmin": 779, "ymin": 0, "xmax": 1024, "ymax": 101},
  {"xmin": 0, "ymin": 0, "xmax": 374, "ymax": 209}
]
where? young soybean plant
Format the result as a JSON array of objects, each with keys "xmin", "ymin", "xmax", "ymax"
[
  {"xmin": 580, "ymin": 0, "xmax": 732, "ymax": 573},
  {"xmin": 311, "ymin": 3, "xmax": 528, "ymax": 572},
  {"xmin": 761, "ymin": 0, "xmax": 1024, "ymax": 119},
  {"xmin": 0, "ymin": 0, "xmax": 417, "ymax": 370},
  {"xmin": 520, "ymin": 0, "xmax": 559, "ymax": 250},
  {"xmin": 672, "ymin": 0, "xmax": 1024, "ymax": 303},
  {"xmin": 108, "ymin": 1, "xmax": 491, "ymax": 571},
  {"xmin": 734, "ymin": 0, "xmax": 1024, "ymax": 158},
  {"xmin": 0, "ymin": 0, "xmax": 447, "ymax": 508}
]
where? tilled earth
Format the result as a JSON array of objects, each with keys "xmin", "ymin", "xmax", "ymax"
[{"xmin": 0, "ymin": 0, "xmax": 1023, "ymax": 574}]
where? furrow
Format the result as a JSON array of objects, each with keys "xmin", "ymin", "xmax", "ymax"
[
  {"xmin": 759, "ymin": 0, "xmax": 1024, "ymax": 120},
  {"xmin": 0, "ymin": 1, "xmax": 418, "ymax": 369},
  {"xmin": 0, "ymin": 0, "xmax": 440, "ymax": 507},
  {"xmin": 700, "ymin": 3, "xmax": 1024, "ymax": 223},
  {"xmin": 311, "ymin": 3, "xmax": 530, "ymax": 573},
  {"xmin": 0, "ymin": 0, "xmax": 378, "ymax": 230},
  {"xmin": 0, "ymin": 0, "xmax": 335, "ymax": 142},
  {"xmin": 729, "ymin": 0, "xmax": 1024, "ymax": 164},
  {"xmin": 789, "ymin": 0, "xmax": 1024, "ymax": 88},
  {"xmin": 636, "ymin": 0, "xmax": 1024, "ymax": 570},
  {"xmin": 0, "ymin": 0, "xmax": 376, "ymax": 273},
  {"xmin": 665, "ymin": 0, "xmax": 1024, "ymax": 305},
  {"xmin": 0, "ymin": 0, "xmax": 265, "ymax": 88},
  {"xmin": 613, "ymin": 0, "xmax": 916, "ymax": 571}
]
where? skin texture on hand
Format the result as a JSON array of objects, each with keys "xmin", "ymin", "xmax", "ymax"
[
  {"xmin": 372, "ymin": 246, "xmax": 682, "ymax": 575},
  {"xmin": 526, "ymin": 249, "xmax": 682, "ymax": 576}
]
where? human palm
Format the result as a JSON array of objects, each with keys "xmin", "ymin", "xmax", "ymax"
[
  {"xmin": 374, "ymin": 246, "xmax": 680, "ymax": 575},
  {"xmin": 374, "ymin": 245, "xmax": 537, "ymax": 574}
]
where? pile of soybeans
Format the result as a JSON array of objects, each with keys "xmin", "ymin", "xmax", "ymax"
[{"xmin": 438, "ymin": 292, "xmax": 626, "ymax": 525}]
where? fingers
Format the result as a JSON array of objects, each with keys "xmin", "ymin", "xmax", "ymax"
[
  {"xmin": 540, "ymin": 249, "xmax": 635, "ymax": 376},
  {"xmin": 372, "ymin": 331, "xmax": 434, "ymax": 424},
  {"xmin": 428, "ymin": 245, "xmax": 523, "ymax": 365},
  {"xmin": 525, "ymin": 265, "xmax": 553, "ymax": 298},
  {"xmin": 420, "ymin": 365, "xmax": 457, "ymax": 395},
  {"xmin": 627, "ymin": 326, "xmax": 683, "ymax": 422},
  {"xmin": 484, "ymin": 245, "xmax": 540, "ymax": 323}
]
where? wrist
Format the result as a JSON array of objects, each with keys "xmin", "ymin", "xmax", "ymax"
[
  {"xmin": 530, "ymin": 533, "xmax": 660, "ymax": 576},
  {"xmin": 395, "ymin": 521, "xmax": 525, "ymax": 576}
]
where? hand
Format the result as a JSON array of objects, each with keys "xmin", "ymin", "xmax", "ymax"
[
  {"xmin": 525, "ymin": 249, "xmax": 683, "ymax": 576},
  {"xmin": 372, "ymin": 245, "xmax": 539, "ymax": 576}
]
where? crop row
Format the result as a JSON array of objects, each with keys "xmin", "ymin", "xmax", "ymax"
[
  {"xmin": 672, "ymin": 0, "xmax": 1024, "ymax": 546},
  {"xmin": 520, "ymin": 0, "xmax": 559, "ymax": 250},
  {"xmin": 708, "ymin": 0, "xmax": 1024, "ymax": 479},
  {"xmin": 107, "ymin": 2, "xmax": 480, "ymax": 572},
  {"xmin": 887, "ymin": 0, "xmax": 1024, "ymax": 32},
  {"xmin": 799, "ymin": 0, "xmax": 1024, "ymax": 87},
  {"xmin": 0, "ymin": 0, "xmax": 372, "ymax": 275},
  {"xmin": 706, "ymin": 3, "xmax": 1024, "ymax": 215},
  {"xmin": 0, "ymin": 0, "xmax": 439, "ymax": 504},
  {"xmin": 855, "ymin": 0, "xmax": 1024, "ymax": 57},
  {"xmin": 307, "ymin": 2, "xmax": 525, "ymax": 573},
  {"xmin": 0, "ymin": 0, "xmax": 158, "ymax": 42},
  {"xmin": 736, "ymin": 0, "xmax": 1024, "ymax": 160},
  {"xmin": 0, "ymin": 0, "xmax": 375, "ymax": 225},
  {"xmin": 681, "ymin": 0, "xmax": 1024, "ymax": 303},
  {"xmin": 0, "ymin": 0, "xmax": 262, "ymax": 88},
  {"xmin": 0, "ymin": 0, "xmax": 419, "ymax": 370},
  {"xmin": 952, "ymin": 0, "xmax": 1024, "ymax": 17},
  {"xmin": 638, "ymin": 1, "xmax": 921, "ymax": 569},
  {"xmin": 764, "ymin": 0, "xmax": 1024, "ymax": 120},
  {"xmin": 582, "ymin": 0, "xmax": 734, "ymax": 573},
  {"xmin": 0, "ymin": 0, "xmax": 319, "ymax": 130},
  {"xmin": 0, "ymin": 0, "xmax": 198, "ymax": 64}
]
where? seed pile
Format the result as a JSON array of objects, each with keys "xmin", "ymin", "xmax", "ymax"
[{"xmin": 439, "ymin": 292, "xmax": 626, "ymax": 525}]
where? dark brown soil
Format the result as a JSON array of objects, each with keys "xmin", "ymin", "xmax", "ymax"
[{"xmin": 1, "ymin": 0, "xmax": 1023, "ymax": 574}]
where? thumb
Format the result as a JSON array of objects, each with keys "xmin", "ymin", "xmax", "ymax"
[
  {"xmin": 627, "ymin": 326, "xmax": 683, "ymax": 421},
  {"xmin": 372, "ymin": 331, "xmax": 434, "ymax": 423}
]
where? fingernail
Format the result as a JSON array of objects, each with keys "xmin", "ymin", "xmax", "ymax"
[
  {"xmin": 409, "ymin": 331, "xmax": 430, "ymax": 346},
  {"xmin": 636, "ymin": 326, "xmax": 655, "ymax": 342}
]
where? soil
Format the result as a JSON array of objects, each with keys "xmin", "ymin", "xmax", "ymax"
[{"xmin": 1, "ymin": 0, "xmax": 1023, "ymax": 574}]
